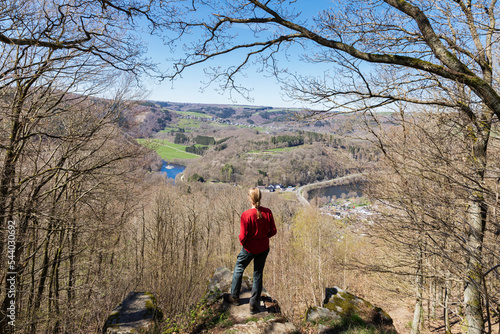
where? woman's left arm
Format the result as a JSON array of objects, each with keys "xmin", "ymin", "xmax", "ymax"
[{"xmin": 268, "ymin": 211, "xmax": 277, "ymax": 238}]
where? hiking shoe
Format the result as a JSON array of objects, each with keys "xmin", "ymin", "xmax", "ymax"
[
  {"xmin": 225, "ymin": 295, "xmax": 240, "ymax": 306},
  {"xmin": 249, "ymin": 305, "xmax": 259, "ymax": 314}
]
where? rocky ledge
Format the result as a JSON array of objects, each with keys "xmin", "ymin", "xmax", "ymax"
[
  {"xmin": 103, "ymin": 269, "xmax": 398, "ymax": 334},
  {"xmin": 201, "ymin": 266, "xmax": 297, "ymax": 334},
  {"xmin": 102, "ymin": 291, "xmax": 163, "ymax": 334}
]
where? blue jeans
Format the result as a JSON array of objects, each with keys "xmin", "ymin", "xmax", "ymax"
[{"xmin": 230, "ymin": 247, "xmax": 269, "ymax": 308}]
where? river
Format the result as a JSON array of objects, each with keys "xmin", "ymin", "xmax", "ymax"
[
  {"xmin": 307, "ymin": 183, "xmax": 363, "ymax": 200},
  {"xmin": 160, "ymin": 160, "xmax": 186, "ymax": 182},
  {"xmin": 297, "ymin": 174, "xmax": 366, "ymax": 204}
]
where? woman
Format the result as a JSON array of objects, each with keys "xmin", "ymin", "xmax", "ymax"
[{"xmin": 228, "ymin": 187, "xmax": 277, "ymax": 314}]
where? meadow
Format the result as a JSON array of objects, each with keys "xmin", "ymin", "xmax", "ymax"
[{"xmin": 136, "ymin": 138, "xmax": 200, "ymax": 160}]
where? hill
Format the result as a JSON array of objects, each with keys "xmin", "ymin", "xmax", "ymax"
[{"xmin": 134, "ymin": 100, "xmax": 382, "ymax": 187}]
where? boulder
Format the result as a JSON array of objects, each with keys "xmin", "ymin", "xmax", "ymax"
[
  {"xmin": 205, "ymin": 266, "xmax": 255, "ymax": 302},
  {"xmin": 205, "ymin": 266, "xmax": 247, "ymax": 303},
  {"xmin": 305, "ymin": 287, "xmax": 397, "ymax": 333},
  {"xmin": 323, "ymin": 287, "xmax": 393, "ymax": 326},
  {"xmin": 306, "ymin": 306, "xmax": 340, "ymax": 322},
  {"xmin": 102, "ymin": 292, "xmax": 163, "ymax": 334},
  {"xmin": 230, "ymin": 318, "xmax": 297, "ymax": 334},
  {"xmin": 199, "ymin": 267, "xmax": 296, "ymax": 334}
]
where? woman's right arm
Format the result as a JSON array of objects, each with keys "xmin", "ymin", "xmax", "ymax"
[{"xmin": 239, "ymin": 213, "xmax": 248, "ymax": 245}]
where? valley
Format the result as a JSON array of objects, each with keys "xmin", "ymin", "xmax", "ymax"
[{"xmin": 135, "ymin": 100, "xmax": 379, "ymax": 192}]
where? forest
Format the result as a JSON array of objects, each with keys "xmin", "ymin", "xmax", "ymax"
[
  {"xmin": 1, "ymin": 1, "xmax": 500, "ymax": 334},
  {"xmin": 148, "ymin": 112, "xmax": 378, "ymax": 186}
]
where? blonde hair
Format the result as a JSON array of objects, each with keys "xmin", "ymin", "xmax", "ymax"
[{"xmin": 248, "ymin": 187, "xmax": 262, "ymax": 219}]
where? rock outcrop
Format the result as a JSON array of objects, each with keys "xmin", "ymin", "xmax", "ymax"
[
  {"xmin": 306, "ymin": 287, "xmax": 397, "ymax": 333},
  {"xmin": 102, "ymin": 273, "xmax": 397, "ymax": 334},
  {"xmin": 102, "ymin": 292, "xmax": 163, "ymax": 334},
  {"xmin": 199, "ymin": 266, "xmax": 296, "ymax": 334}
]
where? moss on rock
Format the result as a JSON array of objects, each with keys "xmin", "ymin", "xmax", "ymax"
[
  {"xmin": 102, "ymin": 292, "xmax": 163, "ymax": 334},
  {"xmin": 307, "ymin": 287, "xmax": 398, "ymax": 333}
]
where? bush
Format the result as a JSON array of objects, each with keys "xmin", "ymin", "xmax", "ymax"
[
  {"xmin": 185, "ymin": 145, "xmax": 208, "ymax": 155},
  {"xmin": 271, "ymin": 135, "xmax": 304, "ymax": 147},
  {"xmin": 195, "ymin": 135, "xmax": 216, "ymax": 145},
  {"xmin": 188, "ymin": 173, "xmax": 205, "ymax": 182},
  {"xmin": 174, "ymin": 133, "xmax": 188, "ymax": 144}
]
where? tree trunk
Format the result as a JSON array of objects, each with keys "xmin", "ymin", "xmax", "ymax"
[
  {"xmin": 444, "ymin": 273, "xmax": 451, "ymax": 334},
  {"xmin": 29, "ymin": 235, "xmax": 51, "ymax": 334},
  {"xmin": 411, "ymin": 246, "xmax": 424, "ymax": 334},
  {"xmin": 462, "ymin": 116, "xmax": 490, "ymax": 334},
  {"xmin": 463, "ymin": 197, "xmax": 486, "ymax": 334},
  {"xmin": 430, "ymin": 273, "xmax": 437, "ymax": 320},
  {"xmin": 464, "ymin": 110, "xmax": 492, "ymax": 334}
]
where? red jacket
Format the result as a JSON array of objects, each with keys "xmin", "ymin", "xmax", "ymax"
[{"xmin": 239, "ymin": 206, "xmax": 277, "ymax": 254}]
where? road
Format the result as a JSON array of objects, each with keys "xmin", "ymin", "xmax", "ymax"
[{"xmin": 296, "ymin": 173, "xmax": 366, "ymax": 206}]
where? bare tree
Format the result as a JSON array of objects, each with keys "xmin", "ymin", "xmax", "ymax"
[
  {"xmin": 0, "ymin": 1, "xmax": 176, "ymax": 332},
  {"xmin": 167, "ymin": 1, "xmax": 500, "ymax": 332},
  {"xmin": 365, "ymin": 109, "xmax": 500, "ymax": 333},
  {"xmin": 0, "ymin": 76, "xmax": 147, "ymax": 332}
]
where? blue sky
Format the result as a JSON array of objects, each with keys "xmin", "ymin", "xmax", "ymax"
[{"xmin": 141, "ymin": 1, "xmax": 332, "ymax": 108}]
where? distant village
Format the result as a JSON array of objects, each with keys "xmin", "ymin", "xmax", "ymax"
[
  {"xmin": 258, "ymin": 183, "xmax": 374, "ymax": 222},
  {"xmin": 179, "ymin": 114, "xmax": 290, "ymax": 131},
  {"xmin": 257, "ymin": 184, "xmax": 293, "ymax": 192},
  {"xmin": 319, "ymin": 201, "xmax": 373, "ymax": 221}
]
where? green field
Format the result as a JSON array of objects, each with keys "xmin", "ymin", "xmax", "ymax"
[
  {"xmin": 159, "ymin": 118, "xmax": 203, "ymax": 133},
  {"xmin": 248, "ymin": 146, "xmax": 301, "ymax": 154},
  {"xmin": 178, "ymin": 118, "xmax": 202, "ymax": 129},
  {"xmin": 136, "ymin": 138, "xmax": 200, "ymax": 160},
  {"xmin": 210, "ymin": 122, "xmax": 231, "ymax": 127},
  {"xmin": 173, "ymin": 110, "xmax": 210, "ymax": 118},
  {"xmin": 159, "ymin": 125, "xmax": 178, "ymax": 133},
  {"xmin": 267, "ymin": 147, "xmax": 297, "ymax": 152},
  {"xmin": 251, "ymin": 126, "xmax": 267, "ymax": 132}
]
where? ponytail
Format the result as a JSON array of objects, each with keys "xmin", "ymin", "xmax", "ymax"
[
  {"xmin": 254, "ymin": 201, "xmax": 262, "ymax": 219},
  {"xmin": 248, "ymin": 187, "xmax": 262, "ymax": 219}
]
